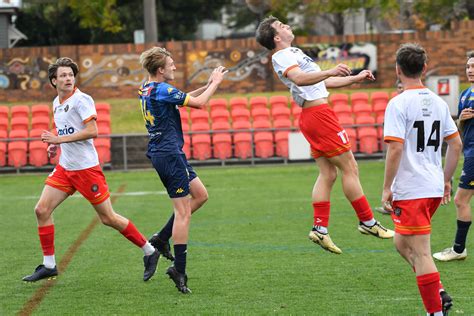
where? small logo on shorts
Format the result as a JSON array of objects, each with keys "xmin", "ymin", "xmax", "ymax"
[
  {"xmin": 91, "ymin": 184, "xmax": 99, "ymax": 192},
  {"xmin": 176, "ymin": 188, "xmax": 184, "ymax": 194},
  {"xmin": 394, "ymin": 207, "xmax": 402, "ymax": 216}
]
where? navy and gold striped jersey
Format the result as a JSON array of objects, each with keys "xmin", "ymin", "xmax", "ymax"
[
  {"xmin": 458, "ymin": 87, "xmax": 474, "ymax": 157},
  {"xmin": 138, "ymin": 81, "xmax": 189, "ymax": 157}
]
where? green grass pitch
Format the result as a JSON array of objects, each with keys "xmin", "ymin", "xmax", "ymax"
[{"xmin": 1, "ymin": 161, "xmax": 473, "ymax": 315}]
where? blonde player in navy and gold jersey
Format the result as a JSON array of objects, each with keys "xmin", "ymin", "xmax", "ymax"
[
  {"xmin": 256, "ymin": 16, "xmax": 393, "ymax": 255},
  {"xmin": 23, "ymin": 58, "xmax": 159, "ymax": 283},
  {"xmin": 382, "ymin": 43, "xmax": 462, "ymax": 315},
  {"xmin": 139, "ymin": 47, "xmax": 227, "ymax": 293},
  {"xmin": 433, "ymin": 52, "xmax": 474, "ymax": 262}
]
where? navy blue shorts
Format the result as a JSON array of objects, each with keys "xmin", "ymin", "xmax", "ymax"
[
  {"xmin": 149, "ymin": 154, "xmax": 197, "ymax": 198},
  {"xmin": 459, "ymin": 157, "xmax": 474, "ymax": 190}
]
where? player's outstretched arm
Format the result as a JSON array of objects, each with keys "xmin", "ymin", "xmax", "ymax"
[
  {"xmin": 325, "ymin": 69, "xmax": 375, "ymax": 89},
  {"xmin": 187, "ymin": 66, "xmax": 228, "ymax": 109},
  {"xmin": 286, "ymin": 63, "xmax": 351, "ymax": 86},
  {"xmin": 41, "ymin": 120, "xmax": 98, "ymax": 144},
  {"xmin": 442, "ymin": 135, "xmax": 462, "ymax": 204}
]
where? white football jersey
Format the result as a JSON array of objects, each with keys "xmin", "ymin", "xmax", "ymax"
[
  {"xmin": 52, "ymin": 88, "xmax": 99, "ymax": 170},
  {"xmin": 384, "ymin": 87, "xmax": 459, "ymax": 200},
  {"xmin": 272, "ymin": 47, "xmax": 329, "ymax": 106}
]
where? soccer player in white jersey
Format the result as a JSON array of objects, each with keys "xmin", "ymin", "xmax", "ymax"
[
  {"xmin": 382, "ymin": 43, "xmax": 462, "ymax": 316},
  {"xmin": 256, "ymin": 16, "xmax": 393, "ymax": 254},
  {"xmin": 22, "ymin": 57, "xmax": 159, "ymax": 282},
  {"xmin": 433, "ymin": 52, "xmax": 474, "ymax": 262}
]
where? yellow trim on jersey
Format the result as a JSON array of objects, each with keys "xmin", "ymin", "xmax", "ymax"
[
  {"xmin": 182, "ymin": 94, "xmax": 190, "ymax": 107},
  {"xmin": 283, "ymin": 64, "xmax": 299, "ymax": 77},
  {"xmin": 445, "ymin": 131, "xmax": 459, "ymax": 140},
  {"xmin": 384, "ymin": 136, "xmax": 404, "ymax": 143}
]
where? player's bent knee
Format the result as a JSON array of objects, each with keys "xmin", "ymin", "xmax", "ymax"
[{"xmin": 34, "ymin": 203, "xmax": 52, "ymax": 219}]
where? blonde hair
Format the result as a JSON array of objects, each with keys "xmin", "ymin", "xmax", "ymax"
[{"xmin": 139, "ymin": 47, "xmax": 172, "ymax": 76}]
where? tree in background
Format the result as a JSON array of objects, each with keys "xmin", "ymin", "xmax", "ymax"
[{"xmin": 15, "ymin": 0, "xmax": 229, "ymax": 46}]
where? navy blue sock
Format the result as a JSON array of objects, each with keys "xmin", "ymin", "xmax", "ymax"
[
  {"xmin": 158, "ymin": 213, "xmax": 175, "ymax": 241},
  {"xmin": 174, "ymin": 244, "xmax": 187, "ymax": 274},
  {"xmin": 453, "ymin": 220, "xmax": 471, "ymax": 253}
]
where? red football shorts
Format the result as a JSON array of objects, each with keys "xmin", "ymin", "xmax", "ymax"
[
  {"xmin": 45, "ymin": 164, "xmax": 110, "ymax": 205},
  {"xmin": 391, "ymin": 198, "xmax": 442, "ymax": 235},
  {"xmin": 299, "ymin": 104, "xmax": 351, "ymax": 159}
]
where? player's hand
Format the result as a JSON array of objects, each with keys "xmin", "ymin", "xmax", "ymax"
[
  {"xmin": 209, "ymin": 66, "xmax": 228, "ymax": 86},
  {"xmin": 41, "ymin": 130, "xmax": 60, "ymax": 144},
  {"xmin": 328, "ymin": 63, "xmax": 352, "ymax": 77},
  {"xmin": 442, "ymin": 180, "xmax": 452, "ymax": 205},
  {"xmin": 459, "ymin": 108, "xmax": 474, "ymax": 122},
  {"xmin": 381, "ymin": 189, "xmax": 393, "ymax": 212},
  {"xmin": 47, "ymin": 144, "xmax": 58, "ymax": 158},
  {"xmin": 353, "ymin": 69, "xmax": 375, "ymax": 82}
]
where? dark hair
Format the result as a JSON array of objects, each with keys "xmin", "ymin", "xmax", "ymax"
[
  {"xmin": 48, "ymin": 57, "xmax": 79, "ymax": 88},
  {"xmin": 256, "ymin": 15, "xmax": 279, "ymax": 50},
  {"xmin": 395, "ymin": 43, "xmax": 427, "ymax": 78},
  {"xmin": 467, "ymin": 51, "xmax": 474, "ymax": 59}
]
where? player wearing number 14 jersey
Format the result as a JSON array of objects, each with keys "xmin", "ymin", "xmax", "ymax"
[
  {"xmin": 256, "ymin": 16, "xmax": 393, "ymax": 254},
  {"xmin": 382, "ymin": 43, "xmax": 462, "ymax": 315}
]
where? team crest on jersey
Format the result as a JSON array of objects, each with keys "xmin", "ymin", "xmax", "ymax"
[
  {"xmin": 461, "ymin": 95, "xmax": 467, "ymax": 103},
  {"xmin": 64, "ymin": 104, "xmax": 69, "ymax": 112},
  {"xmin": 167, "ymin": 87, "xmax": 174, "ymax": 94}
]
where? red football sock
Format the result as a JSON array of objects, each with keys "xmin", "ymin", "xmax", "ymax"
[
  {"xmin": 120, "ymin": 221, "xmax": 147, "ymax": 248},
  {"xmin": 350, "ymin": 196, "xmax": 373, "ymax": 222},
  {"xmin": 416, "ymin": 272, "xmax": 442, "ymax": 313},
  {"xmin": 313, "ymin": 201, "xmax": 330, "ymax": 227},
  {"xmin": 38, "ymin": 224, "xmax": 55, "ymax": 256}
]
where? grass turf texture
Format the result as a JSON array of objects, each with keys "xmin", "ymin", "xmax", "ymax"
[{"xmin": 1, "ymin": 161, "xmax": 473, "ymax": 315}]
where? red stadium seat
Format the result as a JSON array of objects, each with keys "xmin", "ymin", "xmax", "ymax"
[
  {"xmin": 0, "ymin": 117, "xmax": 8, "ymax": 131},
  {"xmin": 291, "ymin": 105, "xmax": 301, "ymax": 127},
  {"xmin": 233, "ymin": 121, "xmax": 252, "ymax": 159},
  {"xmin": 213, "ymin": 133, "xmax": 232, "ymax": 160},
  {"xmin": 97, "ymin": 116, "xmax": 111, "ymax": 134},
  {"xmin": 356, "ymin": 116, "xmax": 378, "ymax": 154},
  {"xmin": 191, "ymin": 122, "xmax": 210, "ymax": 132},
  {"xmin": 251, "ymin": 107, "xmax": 270, "ymax": 122},
  {"xmin": 376, "ymin": 114, "xmax": 385, "ymax": 151},
  {"xmin": 11, "ymin": 105, "xmax": 29, "ymax": 119},
  {"xmin": 229, "ymin": 97, "xmax": 248, "ymax": 110},
  {"xmin": 231, "ymin": 108, "xmax": 250, "ymax": 122},
  {"xmin": 31, "ymin": 104, "xmax": 51, "ymax": 119},
  {"xmin": 11, "ymin": 117, "xmax": 29, "ymax": 131},
  {"xmin": 95, "ymin": 137, "xmax": 111, "ymax": 164},
  {"xmin": 329, "ymin": 93, "xmax": 349, "ymax": 107},
  {"xmin": 249, "ymin": 96, "xmax": 268, "ymax": 111},
  {"xmin": 31, "ymin": 116, "xmax": 50, "ymax": 130},
  {"xmin": 7, "ymin": 130, "xmax": 28, "ymax": 168},
  {"xmin": 273, "ymin": 119, "xmax": 292, "ymax": 158},
  {"xmin": 253, "ymin": 120, "xmax": 274, "ymax": 158},
  {"xmin": 353, "ymin": 103, "xmax": 372, "ymax": 118},
  {"xmin": 210, "ymin": 108, "xmax": 230, "ymax": 123},
  {"xmin": 29, "ymin": 130, "xmax": 48, "ymax": 167},
  {"xmin": 0, "ymin": 105, "xmax": 9, "ymax": 121},
  {"xmin": 372, "ymin": 91, "xmax": 389, "ymax": 117},
  {"xmin": 333, "ymin": 104, "xmax": 352, "ymax": 118},
  {"xmin": 351, "ymin": 92, "xmax": 369, "ymax": 107},
  {"xmin": 271, "ymin": 107, "xmax": 291, "ymax": 121},
  {"xmin": 0, "ymin": 130, "xmax": 6, "ymax": 166},
  {"xmin": 390, "ymin": 91, "xmax": 399, "ymax": 99},
  {"xmin": 209, "ymin": 98, "xmax": 228, "ymax": 111},
  {"xmin": 181, "ymin": 122, "xmax": 190, "ymax": 133},
  {"xmin": 179, "ymin": 107, "xmax": 190, "ymax": 125},
  {"xmin": 183, "ymin": 134, "xmax": 191, "ymax": 158},
  {"xmin": 191, "ymin": 134, "xmax": 211, "ymax": 160},
  {"xmin": 190, "ymin": 109, "xmax": 209, "ymax": 124},
  {"xmin": 96, "ymin": 102, "xmax": 111, "ymax": 117},
  {"xmin": 269, "ymin": 95, "xmax": 289, "ymax": 110}
]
